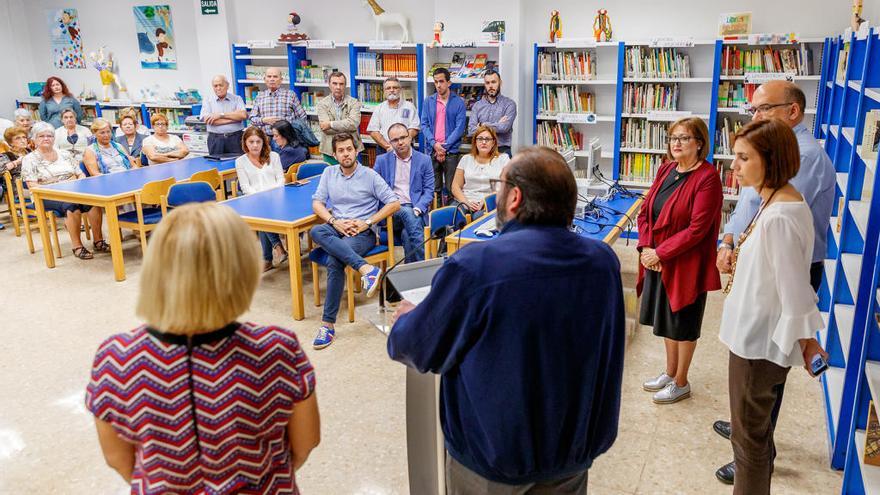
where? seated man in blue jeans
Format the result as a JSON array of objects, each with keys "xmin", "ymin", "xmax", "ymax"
[
  {"xmin": 374, "ymin": 123, "xmax": 434, "ymax": 262},
  {"xmin": 310, "ymin": 133, "xmax": 400, "ymax": 349}
]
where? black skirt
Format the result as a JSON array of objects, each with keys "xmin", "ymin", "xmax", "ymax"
[{"xmin": 639, "ymin": 270, "xmax": 707, "ymax": 342}]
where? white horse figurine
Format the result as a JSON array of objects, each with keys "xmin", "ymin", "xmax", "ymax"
[{"xmin": 363, "ymin": 0, "xmax": 410, "ymax": 42}]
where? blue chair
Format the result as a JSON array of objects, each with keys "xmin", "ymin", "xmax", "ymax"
[
  {"xmin": 79, "ymin": 162, "xmax": 91, "ymax": 177},
  {"xmin": 295, "ymin": 161, "xmax": 328, "ymax": 180},
  {"xmin": 422, "ymin": 206, "xmax": 468, "ymax": 259},
  {"xmin": 484, "ymin": 192, "xmax": 497, "ymax": 213},
  {"xmin": 140, "ymin": 153, "xmax": 149, "ymax": 167},
  {"xmin": 309, "ymin": 216, "xmax": 395, "ymax": 323},
  {"xmin": 162, "ymin": 181, "xmax": 217, "ymax": 215}
]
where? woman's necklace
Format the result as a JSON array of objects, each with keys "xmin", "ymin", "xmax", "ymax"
[{"xmin": 673, "ymin": 159, "xmax": 701, "ymax": 181}]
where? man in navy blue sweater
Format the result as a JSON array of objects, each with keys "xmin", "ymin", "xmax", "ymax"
[{"xmin": 387, "ymin": 146, "xmax": 625, "ymax": 493}]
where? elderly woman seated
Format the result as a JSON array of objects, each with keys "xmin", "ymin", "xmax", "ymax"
[
  {"xmin": 83, "ymin": 118, "xmax": 138, "ymax": 175},
  {"xmin": 54, "ymin": 108, "xmax": 92, "ymax": 163},
  {"xmin": 142, "ymin": 113, "xmax": 189, "ymax": 165},
  {"xmin": 115, "ymin": 111, "xmax": 147, "ymax": 163},
  {"xmin": 21, "ymin": 122, "xmax": 107, "ymax": 259},
  {"xmin": 13, "ymin": 109, "xmax": 35, "ymax": 147}
]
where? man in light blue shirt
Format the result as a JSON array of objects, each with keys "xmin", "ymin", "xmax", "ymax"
[
  {"xmin": 199, "ymin": 75, "xmax": 247, "ymax": 155},
  {"xmin": 310, "ymin": 133, "xmax": 400, "ymax": 350},
  {"xmin": 468, "ymin": 70, "xmax": 517, "ymax": 156},
  {"xmin": 713, "ymin": 80, "xmax": 835, "ymax": 486}
]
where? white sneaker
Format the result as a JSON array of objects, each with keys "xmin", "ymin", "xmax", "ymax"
[
  {"xmin": 643, "ymin": 372, "xmax": 674, "ymax": 392},
  {"xmin": 653, "ymin": 381, "xmax": 691, "ymax": 404}
]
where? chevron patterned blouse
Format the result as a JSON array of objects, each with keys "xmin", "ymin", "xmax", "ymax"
[{"xmin": 86, "ymin": 322, "xmax": 316, "ymax": 495}]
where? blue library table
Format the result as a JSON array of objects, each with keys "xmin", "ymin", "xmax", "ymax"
[{"xmin": 30, "ymin": 156, "xmax": 238, "ymax": 281}]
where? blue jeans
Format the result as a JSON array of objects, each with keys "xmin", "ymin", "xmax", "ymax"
[
  {"xmin": 394, "ymin": 205, "xmax": 425, "ymax": 262},
  {"xmin": 259, "ymin": 232, "xmax": 282, "ymax": 262},
  {"xmin": 310, "ymin": 223, "xmax": 377, "ymax": 323}
]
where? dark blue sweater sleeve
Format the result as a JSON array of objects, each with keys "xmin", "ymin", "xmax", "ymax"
[
  {"xmin": 387, "ymin": 257, "xmax": 479, "ymax": 374},
  {"xmin": 587, "ymin": 244, "xmax": 625, "ymax": 458}
]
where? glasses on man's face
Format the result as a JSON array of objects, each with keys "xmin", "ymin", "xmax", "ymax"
[
  {"xmin": 389, "ymin": 135, "xmax": 409, "ymax": 144},
  {"xmin": 746, "ymin": 102, "xmax": 794, "ymax": 116},
  {"xmin": 669, "ymin": 135, "xmax": 694, "ymax": 144},
  {"xmin": 475, "ymin": 136, "xmax": 495, "ymax": 143},
  {"xmin": 489, "ymin": 178, "xmax": 516, "ymax": 192}
]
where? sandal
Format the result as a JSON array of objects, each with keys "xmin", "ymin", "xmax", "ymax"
[
  {"xmin": 93, "ymin": 240, "xmax": 111, "ymax": 252},
  {"xmin": 73, "ymin": 246, "xmax": 94, "ymax": 260}
]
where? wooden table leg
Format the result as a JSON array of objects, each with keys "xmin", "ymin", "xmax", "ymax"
[
  {"xmin": 104, "ymin": 202, "xmax": 126, "ymax": 281},
  {"xmin": 288, "ymin": 227, "xmax": 305, "ymax": 320},
  {"xmin": 32, "ymin": 191, "xmax": 56, "ymax": 269}
]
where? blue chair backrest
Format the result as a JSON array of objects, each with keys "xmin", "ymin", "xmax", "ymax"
[
  {"xmin": 79, "ymin": 162, "xmax": 90, "ymax": 177},
  {"xmin": 140, "ymin": 153, "xmax": 149, "ymax": 167},
  {"xmin": 428, "ymin": 206, "xmax": 467, "ymax": 237},
  {"xmin": 297, "ymin": 162, "xmax": 328, "ymax": 179},
  {"xmin": 484, "ymin": 193, "xmax": 497, "ymax": 212},
  {"xmin": 167, "ymin": 181, "xmax": 216, "ymax": 208}
]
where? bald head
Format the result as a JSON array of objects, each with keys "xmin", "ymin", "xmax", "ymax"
[
  {"xmin": 751, "ymin": 81, "xmax": 805, "ymax": 127},
  {"xmin": 265, "ymin": 67, "xmax": 283, "ymax": 90},
  {"xmin": 211, "ymin": 75, "xmax": 229, "ymax": 97},
  {"xmin": 498, "ymin": 147, "xmax": 577, "ymax": 227}
]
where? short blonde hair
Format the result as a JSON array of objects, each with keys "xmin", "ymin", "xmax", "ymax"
[
  {"xmin": 150, "ymin": 112, "xmax": 169, "ymax": 127},
  {"xmin": 90, "ymin": 118, "xmax": 112, "ymax": 134},
  {"xmin": 137, "ymin": 203, "xmax": 261, "ymax": 334}
]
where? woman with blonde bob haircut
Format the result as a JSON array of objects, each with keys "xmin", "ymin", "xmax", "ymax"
[{"xmin": 86, "ymin": 203, "xmax": 321, "ymax": 493}]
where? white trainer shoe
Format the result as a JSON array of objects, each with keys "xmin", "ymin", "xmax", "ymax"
[
  {"xmin": 653, "ymin": 381, "xmax": 692, "ymax": 404},
  {"xmin": 643, "ymin": 372, "xmax": 674, "ymax": 392}
]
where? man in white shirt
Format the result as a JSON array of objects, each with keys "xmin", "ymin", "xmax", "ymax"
[
  {"xmin": 200, "ymin": 75, "xmax": 248, "ymax": 155},
  {"xmin": 366, "ymin": 77, "xmax": 419, "ymax": 154}
]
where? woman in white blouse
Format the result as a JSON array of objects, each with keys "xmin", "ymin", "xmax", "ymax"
[
  {"xmin": 142, "ymin": 113, "xmax": 189, "ymax": 165},
  {"xmin": 450, "ymin": 125, "xmax": 509, "ymax": 219},
  {"xmin": 54, "ymin": 108, "xmax": 92, "ymax": 163},
  {"xmin": 234, "ymin": 126, "xmax": 288, "ymax": 272},
  {"xmin": 719, "ymin": 118, "xmax": 827, "ymax": 495}
]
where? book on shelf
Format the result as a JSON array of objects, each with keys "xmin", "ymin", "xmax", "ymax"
[
  {"xmin": 861, "ymin": 109, "xmax": 880, "ymax": 160},
  {"xmin": 148, "ymin": 108, "xmax": 189, "ymax": 128},
  {"xmin": 362, "ymin": 145, "xmax": 378, "ymax": 167},
  {"xmin": 836, "ymin": 42, "xmax": 850, "ymax": 84},
  {"xmin": 621, "ymin": 118, "xmax": 668, "ymax": 150},
  {"xmin": 449, "ymin": 52, "xmax": 466, "ymax": 74},
  {"xmin": 537, "ymin": 50, "xmax": 597, "ymax": 80},
  {"xmin": 243, "ymin": 86, "xmax": 260, "ymax": 104},
  {"xmin": 458, "ymin": 86, "xmax": 485, "ymax": 111},
  {"xmin": 716, "ymin": 163, "xmax": 741, "ymax": 196},
  {"xmin": 721, "ymin": 45, "xmax": 814, "ymax": 76},
  {"xmin": 357, "ymin": 82, "xmax": 385, "ymax": 106},
  {"xmin": 429, "ymin": 53, "xmax": 496, "ymax": 79},
  {"xmin": 536, "ymin": 122, "xmax": 583, "ymax": 151},
  {"xmin": 717, "ymin": 81, "xmax": 756, "ymax": 109},
  {"xmin": 357, "ymin": 114, "xmax": 372, "ymax": 135},
  {"xmin": 426, "ymin": 62, "xmax": 450, "ymax": 77},
  {"xmin": 625, "ymin": 47, "xmax": 690, "ymax": 79},
  {"xmin": 715, "ymin": 117, "xmax": 745, "ymax": 155},
  {"xmin": 245, "ymin": 65, "xmax": 290, "ymax": 81},
  {"xmin": 300, "ymin": 90, "xmax": 327, "ymax": 112},
  {"xmin": 357, "ymin": 52, "xmax": 417, "ymax": 78},
  {"xmin": 622, "ymin": 83, "xmax": 680, "ymax": 113},
  {"xmin": 620, "ymin": 153, "xmax": 664, "ymax": 184},
  {"xmin": 538, "ymin": 85, "xmax": 595, "ymax": 115},
  {"xmin": 296, "ymin": 60, "xmax": 336, "ymax": 83}
]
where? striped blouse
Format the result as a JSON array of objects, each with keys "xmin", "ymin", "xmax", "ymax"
[{"xmin": 86, "ymin": 322, "xmax": 316, "ymax": 495}]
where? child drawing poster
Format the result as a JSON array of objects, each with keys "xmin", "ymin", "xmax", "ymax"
[
  {"xmin": 133, "ymin": 5, "xmax": 177, "ymax": 69},
  {"xmin": 47, "ymin": 8, "xmax": 85, "ymax": 68}
]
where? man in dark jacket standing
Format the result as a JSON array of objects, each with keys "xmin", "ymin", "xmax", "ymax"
[{"xmin": 387, "ymin": 146, "xmax": 625, "ymax": 493}]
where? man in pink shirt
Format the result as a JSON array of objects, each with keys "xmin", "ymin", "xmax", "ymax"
[{"xmin": 420, "ymin": 68, "xmax": 467, "ymax": 205}]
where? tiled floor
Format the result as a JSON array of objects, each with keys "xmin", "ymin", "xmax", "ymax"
[{"xmin": 0, "ymin": 221, "xmax": 842, "ymax": 494}]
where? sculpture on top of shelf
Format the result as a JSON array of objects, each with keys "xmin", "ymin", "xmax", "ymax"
[
  {"xmin": 362, "ymin": 0, "xmax": 411, "ymax": 42},
  {"xmin": 278, "ymin": 11, "xmax": 309, "ymax": 42},
  {"xmin": 851, "ymin": 0, "xmax": 866, "ymax": 32},
  {"xmin": 593, "ymin": 9, "xmax": 612, "ymax": 42},
  {"xmin": 430, "ymin": 21, "xmax": 445, "ymax": 47},
  {"xmin": 549, "ymin": 10, "xmax": 562, "ymax": 43},
  {"xmin": 78, "ymin": 84, "xmax": 96, "ymax": 102},
  {"xmin": 89, "ymin": 47, "xmax": 129, "ymax": 102}
]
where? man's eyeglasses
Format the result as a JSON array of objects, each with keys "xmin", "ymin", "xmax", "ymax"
[
  {"xmin": 489, "ymin": 178, "xmax": 517, "ymax": 192},
  {"xmin": 745, "ymin": 102, "xmax": 794, "ymax": 116},
  {"xmin": 388, "ymin": 136, "xmax": 409, "ymax": 144}
]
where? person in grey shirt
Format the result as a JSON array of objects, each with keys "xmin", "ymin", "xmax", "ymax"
[
  {"xmin": 309, "ymin": 133, "xmax": 400, "ymax": 350},
  {"xmin": 468, "ymin": 70, "xmax": 517, "ymax": 156},
  {"xmin": 712, "ymin": 80, "xmax": 835, "ymax": 486},
  {"xmin": 200, "ymin": 75, "xmax": 247, "ymax": 155}
]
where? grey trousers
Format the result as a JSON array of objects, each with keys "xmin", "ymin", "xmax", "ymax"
[{"xmin": 446, "ymin": 453, "xmax": 588, "ymax": 495}]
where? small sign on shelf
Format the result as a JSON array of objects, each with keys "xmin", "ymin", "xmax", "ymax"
[
  {"xmin": 743, "ymin": 72, "xmax": 795, "ymax": 84},
  {"xmin": 305, "ymin": 40, "xmax": 336, "ymax": 49},
  {"xmin": 747, "ymin": 33, "xmax": 798, "ymax": 45},
  {"xmin": 647, "ymin": 110, "xmax": 692, "ymax": 122},
  {"xmin": 556, "ymin": 113, "xmax": 597, "ymax": 124},
  {"xmin": 247, "ymin": 40, "xmax": 277, "ymax": 49},
  {"xmin": 368, "ymin": 40, "xmax": 403, "ymax": 50},
  {"xmin": 649, "ymin": 37, "xmax": 695, "ymax": 48},
  {"xmin": 554, "ymin": 38, "xmax": 597, "ymax": 48}
]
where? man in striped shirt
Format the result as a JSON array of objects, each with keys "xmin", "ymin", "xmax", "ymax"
[{"xmin": 249, "ymin": 67, "xmax": 307, "ymax": 140}]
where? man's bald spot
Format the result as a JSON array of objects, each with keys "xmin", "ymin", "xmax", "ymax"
[
  {"xmin": 266, "ymin": 67, "xmax": 282, "ymax": 77},
  {"xmin": 212, "ymin": 75, "xmax": 229, "ymax": 86}
]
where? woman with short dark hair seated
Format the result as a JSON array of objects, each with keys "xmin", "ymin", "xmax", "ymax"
[
  {"xmin": 270, "ymin": 119, "xmax": 309, "ymax": 172},
  {"xmin": 115, "ymin": 111, "xmax": 146, "ymax": 163},
  {"xmin": 53, "ymin": 108, "xmax": 92, "ymax": 163},
  {"xmin": 21, "ymin": 122, "xmax": 107, "ymax": 258},
  {"xmin": 86, "ymin": 203, "xmax": 320, "ymax": 493}
]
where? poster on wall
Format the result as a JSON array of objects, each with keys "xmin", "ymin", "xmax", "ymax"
[
  {"xmin": 133, "ymin": 5, "xmax": 177, "ymax": 70},
  {"xmin": 718, "ymin": 12, "xmax": 752, "ymax": 37},
  {"xmin": 47, "ymin": 8, "xmax": 85, "ymax": 68}
]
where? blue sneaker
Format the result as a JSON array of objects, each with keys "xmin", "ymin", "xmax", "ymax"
[
  {"xmin": 313, "ymin": 326, "xmax": 335, "ymax": 350},
  {"xmin": 362, "ymin": 266, "xmax": 383, "ymax": 297}
]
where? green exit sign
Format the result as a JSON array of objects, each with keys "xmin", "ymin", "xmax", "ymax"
[{"xmin": 201, "ymin": 0, "xmax": 218, "ymax": 15}]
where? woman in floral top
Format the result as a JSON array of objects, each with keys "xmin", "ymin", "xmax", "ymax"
[{"xmin": 21, "ymin": 122, "xmax": 107, "ymax": 259}]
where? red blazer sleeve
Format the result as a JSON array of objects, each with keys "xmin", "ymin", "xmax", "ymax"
[{"xmin": 655, "ymin": 167, "xmax": 723, "ymax": 262}]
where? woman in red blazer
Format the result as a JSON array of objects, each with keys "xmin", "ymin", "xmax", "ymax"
[{"xmin": 637, "ymin": 116, "xmax": 723, "ymax": 405}]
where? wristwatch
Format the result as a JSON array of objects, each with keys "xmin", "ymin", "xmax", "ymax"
[
  {"xmin": 328, "ymin": 216, "xmax": 336, "ymax": 225},
  {"xmin": 365, "ymin": 218, "xmax": 374, "ymax": 227},
  {"xmin": 719, "ymin": 242, "xmax": 734, "ymax": 250}
]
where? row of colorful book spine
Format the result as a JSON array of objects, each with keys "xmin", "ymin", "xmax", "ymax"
[
  {"xmin": 356, "ymin": 52, "xmax": 418, "ymax": 78},
  {"xmin": 720, "ymin": 46, "xmax": 814, "ymax": 76},
  {"xmin": 717, "ymin": 81, "xmax": 757, "ymax": 109},
  {"xmin": 538, "ymin": 86, "xmax": 595, "ymax": 115},
  {"xmin": 536, "ymin": 122, "xmax": 584, "ymax": 150},
  {"xmin": 619, "ymin": 153, "xmax": 664, "ymax": 183},
  {"xmin": 537, "ymin": 50, "xmax": 597, "ymax": 80},
  {"xmin": 625, "ymin": 47, "xmax": 691, "ymax": 79},
  {"xmin": 622, "ymin": 83, "xmax": 680, "ymax": 113},
  {"xmin": 715, "ymin": 117, "xmax": 745, "ymax": 155},
  {"xmin": 620, "ymin": 118, "xmax": 669, "ymax": 150}
]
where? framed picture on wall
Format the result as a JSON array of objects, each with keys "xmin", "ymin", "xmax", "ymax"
[{"xmin": 133, "ymin": 5, "xmax": 177, "ymax": 70}]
